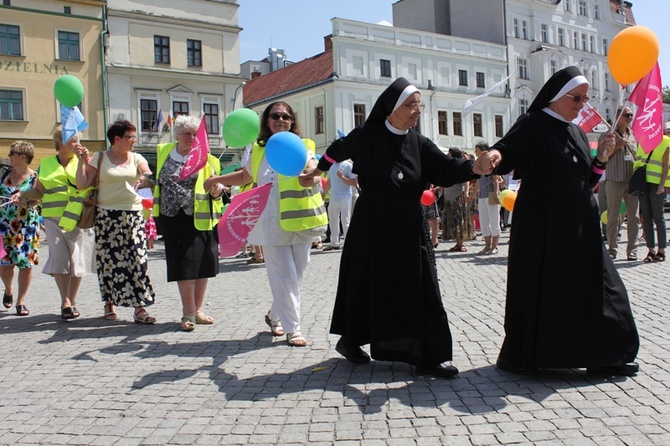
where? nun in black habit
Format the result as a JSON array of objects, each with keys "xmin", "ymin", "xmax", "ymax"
[
  {"xmin": 490, "ymin": 66, "xmax": 640, "ymax": 376},
  {"xmin": 299, "ymin": 77, "xmax": 497, "ymax": 378}
]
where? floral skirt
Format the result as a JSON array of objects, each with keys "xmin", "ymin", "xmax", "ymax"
[
  {"xmin": 442, "ymin": 195, "xmax": 475, "ymax": 241},
  {"xmin": 94, "ymin": 208, "xmax": 155, "ymax": 307}
]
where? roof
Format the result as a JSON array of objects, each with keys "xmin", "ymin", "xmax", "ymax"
[
  {"xmin": 242, "ymin": 50, "xmax": 334, "ymax": 106},
  {"xmin": 610, "ymin": 0, "xmax": 636, "ymax": 25}
]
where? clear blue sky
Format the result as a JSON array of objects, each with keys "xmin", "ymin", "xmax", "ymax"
[{"xmin": 239, "ymin": 0, "xmax": 669, "ymax": 88}]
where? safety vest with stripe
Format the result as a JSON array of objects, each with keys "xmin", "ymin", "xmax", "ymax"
[
  {"xmin": 249, "ymin": 139, "xmax": 327, "ymax": 232},
  {"xmin": 633, "ymin": 135, "xmax": 670, "ymax": 187},
  {"xmin": 39, "ymin": 155, "xmax": 75, "ymax": 218},
  {"xmin": 153, "ymin": 143, "xmax": 223, "ymax": 231}
]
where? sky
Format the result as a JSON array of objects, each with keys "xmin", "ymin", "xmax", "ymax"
[{"xmin": 238, "ymin": 0, "xmax": 669, "ymax": 89}]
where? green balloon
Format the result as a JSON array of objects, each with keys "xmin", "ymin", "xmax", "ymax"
[
  {"xmin": 54, "ymin": 75, "xmax": 84, "ymax": 107},
  {"xmin": 223, "ymin": 108, "xmax": 260, "ymax": 148}
]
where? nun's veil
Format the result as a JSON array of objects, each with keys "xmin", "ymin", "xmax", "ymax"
[
  {"xmin": 365, "ymin": 77, "xmax": 420, "ymax": 125},
  {"xmin": 527, "ymin": 66, "xmax": 589, "ymax": 113}
]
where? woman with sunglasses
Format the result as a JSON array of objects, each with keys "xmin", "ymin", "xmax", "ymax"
[
  {"xmin": 204, "ymin": 102, "xmax": 326, "ymax": 346},
  {"xmin": 490, "ymin": 66, "xmax": 640, "ymax": 377},
  {"xmin": 0, "ymin": 141, "xmax": 40, "ymax": 316}
]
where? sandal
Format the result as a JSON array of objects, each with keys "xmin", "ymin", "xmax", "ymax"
[
  {"xmin": 16, "ymin": 304, "xmax": 29, "ymax": 316},
  {"xmin": 71, "ymin": 307, "xmax": 80, "ymax": 318},
  {"xmin": 133, "ymin": 309, "xmax": 156, "ymax": 324},
  {"xmin": 643, "ymin": 251, "xmax": 655, "ymax": 263},
  {"xmin": 234, "ymin": 252, "xmax": 248, "ymax": 259},
  {"xmin": 627, "ymin": 252, "xmax": 637, "ymax": 261},
  {"xmin": 653, "ymin": 251, "xmax": 665, "ymax": 262},
  {"xmin": 61, "ymin": 306, "xmax": 75, "ymax": 320},
  {"xmin": 265, "ymin": 312, "xmax": 285, "ymax": 336},
  {"xmin": 104, "ymin": 302, "xmax": 117, "ymax": 320},
  {"xmin": 247, "ymin": 257, "xmax": 265, "ymax": 264},
  {"xmin": 180, "ymin": 315, "xmax": 195, "ymax": 332},
  {"xmin": 195, "ymin": 311, "xmax": 214, "ymax": 325},
  {"xmin": 286, "ymin": 331, "xmax": 307, "ymax": 347},
  {"xmin": 2, "ymin": 291, "xmax": 12, "ymax": 309}
]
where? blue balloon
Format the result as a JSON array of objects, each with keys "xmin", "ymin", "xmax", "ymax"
[
  {"xmin": 315, "ymin": 154, "xmax": 322, "ymax": 161},
  {"xmin": 265, "ymin": 132, "xmax": 308, "ymax": 176}
]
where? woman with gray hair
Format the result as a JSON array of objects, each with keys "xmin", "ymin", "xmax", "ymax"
[{"xmin": 154, "ymin": 115, "xmax": 224, "ymax": 331}]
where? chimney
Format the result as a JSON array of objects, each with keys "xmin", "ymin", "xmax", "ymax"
[
  {"xmin": 324, "ymin": 34, "xmax": 333, "ymax": 52},
  {"xmin": 251, "ymin": 71, "xmax": 261, "ymax": 79}
]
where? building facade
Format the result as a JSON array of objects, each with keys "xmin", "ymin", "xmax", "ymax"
[
  {"xmin": 105, "ymin": 0, "xmax": 245, "ymax": 165},
  {"xmin": 0, "ymin": 0, "xmax": 106, "ymax": 164}
]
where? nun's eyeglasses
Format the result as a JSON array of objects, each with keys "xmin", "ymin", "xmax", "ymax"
[
  {"xmin": 564, "ymin": 93, "xmax": 589, "ymax": 104},
  {"xmin": 404, "ymin": 103, "xmax": 426, "ymax": 111}
]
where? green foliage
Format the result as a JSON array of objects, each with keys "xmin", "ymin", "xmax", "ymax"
[{"xmin": 664, "ymin": 85, "xmax": 670, "ymax": 104}]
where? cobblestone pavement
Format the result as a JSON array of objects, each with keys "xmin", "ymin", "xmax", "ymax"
[{"xmin": 1, "ymin": 222, "xmax": 669, "ymax": 445}]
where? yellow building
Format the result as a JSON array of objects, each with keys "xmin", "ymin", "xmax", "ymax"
[{"xmin": 0, "ymin": 0, "xmax": 106, "ymax": 166}]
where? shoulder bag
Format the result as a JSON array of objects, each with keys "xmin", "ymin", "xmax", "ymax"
[
  {"xmin": 78, "ymin": 152, "xmax": 104, "ymax": 229},
  {"xmin": 628, "ymin": 152, "xmax": 653, "ymax": 197},
  {"xmin": 487, "ymin": 176, "xmax": 500, "ymax": 206}
]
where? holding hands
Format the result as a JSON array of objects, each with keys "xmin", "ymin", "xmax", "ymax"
[{"xmin": 473, "ymin": 149, "xmax": 501, "ymax": 175}]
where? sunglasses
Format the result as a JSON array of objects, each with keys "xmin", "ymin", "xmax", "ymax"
[
  {"xmin": 7, "ymin": 151, "xmax": 22, "ymax": 157},
  {"xmin": 269, "ymin": 113, "xmax": 293, "ymax": 121},
  {"xmin": 622, "ymin": 113, "xmax": 634, "ymax": 118},
  {"xmin": 564, "ymin": 93, "xmax": 589, "ymax": 104}
]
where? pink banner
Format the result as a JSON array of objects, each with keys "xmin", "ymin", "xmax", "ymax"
[
  {"xmin": 217, "ymin": 183, "xmax": 273, "ymax": 257},
  {"xmin": 628, "ymin": 62, "xmax": 664, "ymax": 154},
  {"xmin": 572, "ymin": 102, "xmax": 605, "ymax": 134},
  {"xmin": 179, "ymin": 117, "xmax": 210, "ymax": 180}
]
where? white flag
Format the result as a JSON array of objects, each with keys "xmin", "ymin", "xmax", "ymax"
[{"xmin": 463, "ymin": 74, "xmax": 512, "ymax": 116}]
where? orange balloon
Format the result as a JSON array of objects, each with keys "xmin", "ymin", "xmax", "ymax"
[
  {"xmin": 608, "ymin": 26, "xmax": 660, "ymax": 86},
  {"xmin": 502, "ymin": 191, "xmax": 516, "ymax": 211}
]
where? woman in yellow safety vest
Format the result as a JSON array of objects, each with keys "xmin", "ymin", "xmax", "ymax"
[
  {"xmin": 204, "ymin": 102, "xmax": 327, "ymax": 347},
  {"xmin": 16, "ymin": 128, "xmax": 95, "ymax": 319},
  {"xmin": 153, "ymin": 115, "xmax": 224, "ymax": 332}
]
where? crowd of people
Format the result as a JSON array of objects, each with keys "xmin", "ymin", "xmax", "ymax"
[{"xmin": 4, "ymin": 68, "xmax": 668, "ymax": 380}]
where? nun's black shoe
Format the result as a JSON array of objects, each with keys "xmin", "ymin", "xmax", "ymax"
[
  {"xmin": 335, "ymin": 338, "xmax": 370, "ymax": 364},
  {"xmin": 587, "ymin": 362, "xmax": 639, "ymax": 377},
  {"xmin": 416, "ymin": 363, "xmax": 459, "ymax": 378},
  {"xmin": 496, "ymin": 358, "xmax": 538, "ymax": 375}
]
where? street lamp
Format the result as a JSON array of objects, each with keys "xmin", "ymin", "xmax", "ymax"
[{"xmin": 232, "ymin": 81, "xmax": 246, "ymax": 110}]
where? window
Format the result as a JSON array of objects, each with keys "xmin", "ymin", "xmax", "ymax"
[
  {"xmin": 605, "ymin": 72, "xmax": 611, "ymax": 92},
  {"xmin": 558, "ymin": 28, "xmax": 565, "ymax": 46},
  {"xmin": 602, "ymin": 38, "xmax": 608, "ymax": 56},
  {"xmin": 591, "ymin": 70, "xmax": 597, "ymax": 90},
  {"xmin": 173, "ymin": 101, "xmax": 189, "ymax": 117},
  {"xmin": 550, "ymin": 60, "xmax": 557, "ymax": 75},
  {"xmin": 452, "ymin": 112, "xmax": 462, "ymax": 136},
  {"xmin": 438, "ymin": 111, "xmax": 448, "ymax": 135},
  {"xmin": 541, "ymin": 24, "xmax": 548, "ymax": 43},
  {"xmin": 204, "ymin": 103, "xmax": 219, "ymax": 135},
  {"xmin": 476, "ymin": 72, "xmax": 485, "ymax": 88},
  {"xmin": 521, "ymin": 20, "xmax": 528, "ymax": 40},
  {"xmin": 380, "ymin": 59, "xmax": 391, "ymax": 78},
  {"xmin": 0, "ymin": 24, "xmax": 20, "ymax": 55},
  {"xmin": 353, "ymin": 103, "xmax": 366, "ymax": 128},
  {"xmin": 64, "ymin": 6, "xmax": 71, "ymax": 14},
  {"xmin": 314, "ymin": 106, "xmax": 324, "ymax": 134},
  {"xmin": 594, "ymin": 4, "xmax": 601, "ymax": 20},
  {"xmin": 154, "ymin": 35, "xmax": 170, "ymax": 64},
  {"xmin": 187, "ymin": 39, "xmax": 202, "ymax": 67},
  {"xmin": 0, "ymin": 89, "xmax": 23, "ymax": 120},
  {"xmin": 513, "ymin": 19, "xmax": 519, "ymax": 38},
  {"xmin": 473, "ymin": 113, "xmax": 483, "ymax": 137},
  {"xmin": 3, "ymin": 1, "xmax": 10, "ymax": 6},
  {"xmin": 573, "ymin": 31, "xmax": 578, "ymax": 48},
  {"xmin": 581, "ymin": 33, "xmax": 587, "ymax": 51},
  {"xmin": 58, "ymin": 31, "xmax": 80, "ymax": 61},
  {"xmin": 517, "ymin": 58, "xmax": 529, "ymax": 80},
  {"xmin": 565, "ymin": 0, "xmax": 571, "ymax": 12},
  {"xmin": 140, "ymin": 99, "xmax": 158, "ymax": 132},
  {"xmin": 578, "ymin": 0, "xmax": 588, "ymax": 16},
  {"xmin": 494, "ymin": 115, "xmax": 504, "ymax": 138},
  {"xmin": 458, "ymin": 70, "xmax": 468, "ymax": 86},
  {"xmin": 519, "ymin": 98, "xmax": 528, "ymax": 116}
]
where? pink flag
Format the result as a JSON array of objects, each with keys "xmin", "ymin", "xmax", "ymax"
[
  {"xmin": 628, "ymin": 62, "xmax": 664, "ymax": 154},
  {"xmin": 572, "ymin": 102, "xmax": 605, "ymax": 134},
  {"xmin": 179, "ymin": 116, "xmax": 210, "ymax": 180},
  {"xmin": 217, "ymin": 183, "xmax": 273, "ymax": 257}
]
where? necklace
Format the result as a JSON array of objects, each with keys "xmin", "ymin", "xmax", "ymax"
[{"xmin": 107, "ymin": 150, "xmax": 129, "ymax": 166}]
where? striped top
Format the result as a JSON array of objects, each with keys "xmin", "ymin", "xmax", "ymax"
[{"xmin": 600, "ymin": 127, "xmax": 636, "ymax": 182}]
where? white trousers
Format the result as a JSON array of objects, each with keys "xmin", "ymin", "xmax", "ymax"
[
  {"xmin": 263, "ymin": 242, "xmax": 311, "ymax": 333},
  {"xmin": 327, "ymin": 197, "xmax": 352, "ymax": 246},
  {"xmin": 478, "ymin": 198, "xmax": 501, "ymax": 237}
]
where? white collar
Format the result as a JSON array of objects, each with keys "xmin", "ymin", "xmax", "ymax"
[
  {"xmin": 385, "ymin": 119, "xmax": 409, "ymax": 135},
  {"xmin": 542, "ymin": 107, "xmax": 570, "ymax": 123}
]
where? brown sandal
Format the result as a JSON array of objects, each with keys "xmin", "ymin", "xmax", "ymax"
[{"xmin": 643, "ymin": 251, "xmax": 655, "ymax": 263}]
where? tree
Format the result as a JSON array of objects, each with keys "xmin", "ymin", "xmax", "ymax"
[{"xmin": 664, "ymin": 85, "xmax": 670, "ymax": 104}]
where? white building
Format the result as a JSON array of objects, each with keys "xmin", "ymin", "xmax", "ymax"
[{"xmin": 105, "ymin": 0, "xmax": 245, "ymax": 162}]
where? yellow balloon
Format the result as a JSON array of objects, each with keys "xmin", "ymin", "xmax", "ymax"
[
  {"xmin": 600, "ymin": 211, "xmax": 608, "ymax": 225},
  {"xmin": 499, "ymin": 189, "xmax": 511, "ymax": 203},
  {"xmin": 608, "ymin": 26, "xmax": 660, "ymax": 86}
]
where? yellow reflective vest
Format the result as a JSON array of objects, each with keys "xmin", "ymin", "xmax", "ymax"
[
  {"xmin": 633, "ymin": 135, "xmax": 670, "ymax": 187},
  {"xmin": 39, "ymin": 155, "xmax": 75, "ymax": 219},
  {"xmin": 154, "ymin": 143, "xmax": 223, "ymax": 230},
  {"xmin": 249, "ymin": 138, "xmax": 327, "ymax": 232}
]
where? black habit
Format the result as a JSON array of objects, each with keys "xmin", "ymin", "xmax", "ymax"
[
  {"xmin": 317, "ymin": 78, "xmax": 477, "ymax": 367},
  {"xmin": 493, "ymin": 110, "xmax": 639, "ymax": 370}
]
